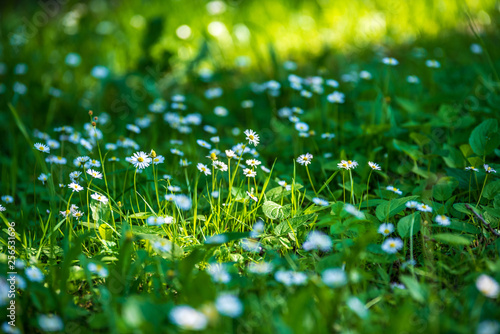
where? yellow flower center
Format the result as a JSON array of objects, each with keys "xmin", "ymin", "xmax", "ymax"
[
  {"xmin": 138, "ymin": 157, "xmax": 144, "ymax": 162},
  {"xmin": 389, "ymin": 242, "xmax": 395, "ymax": 248}
]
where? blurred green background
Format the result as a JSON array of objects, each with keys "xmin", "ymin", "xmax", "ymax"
[{"xmin": 0, "ymin": 0, "xmax": 498, "ymax": 128}]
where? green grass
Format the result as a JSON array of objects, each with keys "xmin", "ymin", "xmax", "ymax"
[{"xmin": 1, "ymin": 1, "xmax": 500, "ymax": 333}]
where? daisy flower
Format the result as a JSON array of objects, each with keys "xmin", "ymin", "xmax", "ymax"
[
  {"xmin": 152, "ymin": 155, "xmax": 164, "ymax": 164},
  {"xmin": 368, "ymin": 161, "xmax": 381, "ymax": 170},
  {"xmin": 382, "ymin": 57, "xmax": 399, "ymax": 65},
  {"xmin": 244, "ymin": 129, "xmax": 260, "ymax": 146},
  {"xmin": 213, "ymin": 161, "xmax": 228, "ymax": 172},
  {"xmin": 34, "ymin": 143, "xmax": 50, "ymax": 153},
  {"xmin": 225, "ymin": 150, "xmax": 236, "ymax": 159},
  {"xmin": 171, "ymin": 148, "xmax": 184, "ymax": 156},
  {"xmin": 197, "ymin": 163, "xmax": 211, "ymax": 176},
  {"xmin": 321, "ymin": 133, "xmax": 336, "ymax": 140},
  {"xmin": 261, "ymin": 166, "xmax": 271, "ymax": 173},
  {"xmin": 327, "ymin": 91, "xmax": 345, "ymax": 104},
  {"xmin": 417, "ymin": 203, "xmax": 432, "ymax": 213},
  {"xmin": 38, "ymin": 173, "xmax": 49, "ymax": 184},
  {"xmin": 67, "ymin": 182, "xmax": 83, "ymax": 192},
  {"xmin": 88, "ymin": 263, "xmax": 108, "ymax": 278},
  {"xmin": 174, "ymin": 194, "xmax": 192, "ymax": 211},
  {"xmin": 476, "ymin": 274, "xmax": 500, "ymax": 299},
  {"xmin": 312, "ymin": 197, "xmax": 329, "ymax": 206},
  {"xmin": 406, "ymin": 201, "xmax": 419, "ymax": 209},
  {"xmin": 86, "ymin": 169, "xmax": 103, "ymax": 179},
  {"xmin": 243, "ymin": 168, "xmax": 257, "ymax": 178},
  {"xmin": 246, "ymin": 159, "xmax": 261, "ymax": 167},
  {"xmin": 169, "ymin": 306, "xmax": 208, "ymax": 331},
  {"xmin": 72, "ymin": 211, "xmax": 84, "ymax": 219},
  {"xmin": 297, "ymin": 153, "xmax": 313, "ymax": 166},
  {"xmin": 215, "ymin": 294, "xmax": 243, "ymax": 318},
  {"xmin": 248, "ymin": 262, "xmax": 273, "ymax": 275},
  {"xmin": 344, "ymin": 204, "xmax": 365, "ymax": 219},
  {"xmin": 278, "ymin": 180, "xmax": 292, "ymax": 191},
  {"xmin": 25, "ymin": 266, "xmax": 44, "ymax": 282},
  {"xmin": 378, "ymin": 223, "xmax": 394, "ymax": 236},
  {"xmin": 0, "ymin": 205, "xmax": 5, "ymax": 212},
  {"xmin": 302, "ymin": 231, "xmax": 332, "ymax": 251},
  {"xmin": 91, "ymin": 193, "xmax": 108, "ymax": 204},
  {"xmin": 322, "ymin": 268, "xmax": 348, "ymax": 288},
  {"xmin": 295, "ymin": 122, "xmax": 309, "ymax": 132},
  {"xmin": 381, "ymin": 238, "xmax": 403, "ymax": 254},
  {"xmin": 196, "ymin": 139, "xmax": 212, "ymax": 149},
  {"xmin": 247, "ymin": 191, "xmax": 258, "ymax": 202},
  {"xmin": 465, "ymin": 166, "xmax": 479, "ymax": 172},
  {"xmin": 338, "ymin": 160, "xmax": 358, "ymax": 170},
  {"xmin": 407, "ymin": 75, "xmax": 420, "ymax": 84},
  {"xmin": 386, "ymin": 186, "xmax": 403, "ymax": 195},
  {"xmin": 1, "ymin": 196, "xmax": 13, "ymax": 203},
  {"xmin": 38, "ymin": 314, "xmax": 63, "ymax": 332},
  {"xmin": 425, "ymin": 59, "xmax": 441, "ymax": 68},
  {"xmin": 129, "ymin": 151, "xmax": 152, "ymax": 169},
  {"xmin": 484, "ymin": 164, "xmax": 497, "ymax": 173},
  {"xmin": 435, "ymin": 215, "xmax": 451, "ymax": 226}
]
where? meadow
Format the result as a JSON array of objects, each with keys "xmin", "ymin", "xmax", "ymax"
[{"xmin": 1, "ymin": 0, "xmax": 500, "ymax": 333}]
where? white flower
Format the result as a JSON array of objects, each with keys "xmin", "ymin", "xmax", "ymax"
[
  {"xmin": 225, "ymin": 150, "xmax": 236, "ymax": 159},
  {"xmin": 337, "ymin": 160, "xmax": 358, "ymax": 170},
  {"xmin": 246, "ymin": 159, "xmax": 261, "ymax": 167},
  {"xmin": 196, "ymin": 139, "xmax": 212, "ymax": 149},
  {"xmin": 207, "ymin": 263, "xmax": 231, "ymax": 283},
  {"xmin": 476, "ymin": 320, "xmax": 500, "ymax": 334},
  {"xmin": 152, "ymin": 155, "xmax": 164, "ymax": 164},
  {"xmin": 247, "ymin": 191, "xmax": 258, "ymax": 202},
  {"xmin": 347, "ymin": 297, "xmax": 368, "ymax": 319},
  {"xmin": 344, "ymin": 204, "xmax": 365, "ymax": 219},
  {"xmin": 425, "ymin": 59, "xmax": 441, "ymax": 68},
  {"xmin": 386, "ymin": 186, "xmax": 402, "ymax": 195},
  {"xmin": 297, "ymin": 153, "xmax": 313, "ymax": 166},
  {"xmin": 38, "ymin": 314, "xmax": 63, "ymax": 332},
  {"xmin": 406, "ymin": 201, "xmax": 419, "ymax": 209},
  {"xmin": 126, "ymin": 124, "xmax": 141, "ymax": 133},
  {"xmin": 34, "ymin": 143, "xmax": 50, "ymax": 153},
  {"xmin": 216, "ymin": 294, "xmax": 243, "ymax": 318},
  {"xmin": 278, "ymin": 180, "xmax": 292, "ymax": 191},
  {"xmin": 86, "ymin": 169, "xmax": 103, "ymax": 179},
  {"xmin": 465, "ymin": 166, "xmax": 479, "ymax": 172},
  {"xmin": 321, "ymin": 132, "xmax": 335, "ymax": 140},
  {"xmin": 359, "ymin": 70, "xmax": 372, "ymax": 80},
  {"xmin": 407, "ymin": 75, "xmax": 420, "ymax": 84},
  {"xmin": 416, "ymin": 203, "xmax": 432, "ymax": 213},
  {"xmin": 147, "ymin": 216, "xmax": 166, "ymax": 226},
  {"xmin": 261, "ymin": 166, "xmax": 271, "ymax": 173},
  {"xmin": 25, "ymin": 266, "xmax": 44, "ymax": 282},
  {"xmin": 312, "ymin": 197, "xmax": 329, "ymax": 206},
  {"xmin": 295, "ymin": 122, "xmax": 309, "ymax": 132},
  {"xmin": 303, "ymin": 231, "xmax": 332, "ymax": 252},
  {"xmin": 476, "ymin": 274, "xmax": 500, "ymax": 299},
  {"xmin": 68, "ymin": 182, "xmax": 83, "ymax": 192},
  {"xmin": 169, "ymin": 306, "xmax": 208, "ymax": 331},
  {"xmin": 327, "ymin": 91, "xmax": 345, "ymax": 103},
  {"xmin": 1, "ymin": 196, "xmax": 13, "ymax": 203},
  {"xmin": 129, "ymin": 151, "xmax": 152, "ymax": 169},
  {"xmin": 378, "ymin": 223, "xmax": 394, "ymax": 236},
  {"xmin": 435, "ymin": 215, "xmax": 451, "ymax": 226},
  {"xmin": 153, "ymin": 239, "xmax": 172, "ymax": 252},
  {"xmin": 197, "ymin": 163, "xmax": 211, "ymax": 176},
  {"xmin": 484, "ymin": 164, "xmax": 497, "ymax": 174},
  {"xmin": 244, "ymin": 129, "xmax": 260, "ymax": 146},
  {"xmin": 91, "ymin": 193, "xmax": 108, "ymax": 204},
  {"xmin": 213, "ymin": 161, "xmax": 228, "ymax": 172},
  {"xmin": 38, "ymin": 173, "xmax": 49, "ymax": 184},
  {"xmin": 250, "ymin": 220, "xmax": 265, "ymax": 238},
  {"xmin": 87, "ymin": 263, "xmax": 108, "ymax": 277},
  {"xmin": 382, "ymin": 57, "xmax": 399, "ymax": 65},
  {"xmin": 243, "ymin": 168, "xmax": 257, "ymax": 178},
  {"xmin": 322, "ymin": 268, "xmax": 347, "ymax": 288},
  {"xmin": 248, "ymin": 262, "xmax": 273, "ymax": 275},
  {"xmin": 381, "ymin": 238, "xmax": 403, "ymax": 254},
  {"xmin": 275, "ymin": 270, "xmax": 308, "ymax": 286},
  {"xmin": 368, "ymin": 161, "xmax": 381, "ymax": 170},
  {"xmin": 174, "ymin": 194, "xmax": 192, "ymax": 211},
  {"xmin": 0, "ymin": 205, "xmax": 5, "ymax": 212}
]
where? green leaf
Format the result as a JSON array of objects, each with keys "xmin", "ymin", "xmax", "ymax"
[
  {"xmin": 375, "ymin": 196, "xmax": 419, "ymax": 221},
  {"xmin": 274, "ymin": 214, "xmax": 317, "ymax": 235},
  {"xmin": 484, "ymin": 179, "xmax": 500, "ymax": 200},
  {"xmin": 393, "ymin": 139, "xmax": 423, "ymax": 161},
  {"xmin": 397, "ymin": 212, "xmax": 421, "ymax": 238},
  {"xmin": 469, "ymin": 119, "xmax": 500, "ymax": 156},
  {"xmin": 433, "ymin": 233, "xmax": 472, "ymax": 246},
  {"xmin": 263, "ymin": 200, "xmax": 290, "ymax": 220},
  {"xmin": 128, "ymin": 212, "xmax": 150, "ymax": 219},
  {"xmin": 400, "ymin": 275, "xmax": 426, "ymax": 303},
  {"xmin": 432, "ymin": 177, "xmax": 458, "ymax": 201}
]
